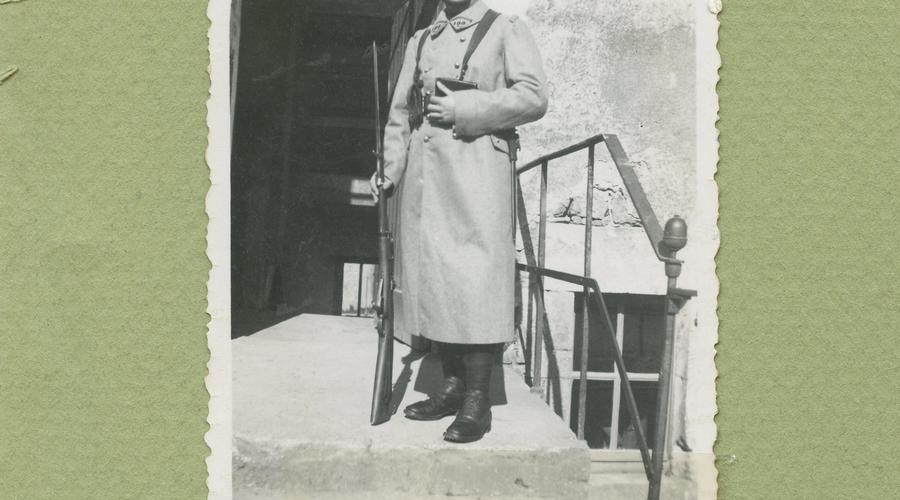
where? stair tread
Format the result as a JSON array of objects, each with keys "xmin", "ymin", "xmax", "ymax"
[{"xmin": 233, "ymin": 314, "xmax": 590, "ymax": 499}]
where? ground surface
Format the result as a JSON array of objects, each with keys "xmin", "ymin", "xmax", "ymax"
[{"xmin": 233, "ymin": 314, "xmax": 591, "ymax": 499}]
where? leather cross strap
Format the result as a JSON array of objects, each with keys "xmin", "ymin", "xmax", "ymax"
[
  {"xmin": 459, "ymin": 9, "xmax": 500, "ymax": 80},
  {"xmin": 412, "ymin": 28, "xmax": 431, "ymax": 84}
]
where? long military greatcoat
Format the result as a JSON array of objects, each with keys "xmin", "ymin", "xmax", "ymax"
[{"xmin": 383, "ymin": 1, "xmax": 547, "ymax": 345}]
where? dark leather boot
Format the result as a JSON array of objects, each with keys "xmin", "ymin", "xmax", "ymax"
[
  {"xmin": 443, "ymin": 389, "xmax": 492, "ymax": 443},
  {"xmin": 403, "ymin": 375, "xmax": 465, "ymax": 420},
  {"xmin": 443, "ymin": 346, "xmax": 496, "ymax": 443}
]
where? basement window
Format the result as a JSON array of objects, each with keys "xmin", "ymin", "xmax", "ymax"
[
  {"xmin": 340, "ymin": 261, "xmax": 378, "ymax": 317},
  {"xmin": 570, "ymin": 294, "xmax": 665, "ymax": 450}
]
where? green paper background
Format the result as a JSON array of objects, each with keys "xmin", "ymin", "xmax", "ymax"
[
  {"xmin": 716, "ymin": 1, "xmax": 899, "ymax": 498},
  {"xmin": 0, "ymin": 1, "xmax": 209, "ymax": 498},
  {"xmin": 1, "ymin": 1, "xmax": 897, "ymax": 499}
]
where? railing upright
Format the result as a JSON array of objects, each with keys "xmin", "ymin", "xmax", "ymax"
[
  {"xmin": 647, "ymin": 218, "xmax": 690, "ymax": 500},
  {"xmin": 577, "ymin": 145, "xmax": 595, "ymax": 440},
  {"xmin": 515, "ymin": 179, "xmax": 536, "ymax": 388},
  {"xmin": 532, "ymin": 161, "xmax": 549, "ymax": 394}
]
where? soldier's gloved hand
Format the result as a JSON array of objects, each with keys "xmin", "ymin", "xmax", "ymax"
[
  {"xmin": 426, "ymin": 81, "xmax": 456, "ymax": 126},
  {"xmin": 369, "ymin": 172, "xmax": 394, "ymax": 204}
]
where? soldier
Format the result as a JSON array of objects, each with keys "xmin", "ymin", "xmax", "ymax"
[{"xmin": 371, "ymin": 0, "xmax": 547, "ymax": 443}]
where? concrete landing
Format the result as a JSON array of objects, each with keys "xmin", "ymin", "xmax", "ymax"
[
  {"xmin": 233, "ymin": 314, "xmax": 590, "ymax": 500},
  {"xmin": 589, "ymin": 473, "xmax": 695, "ymax": 500}
]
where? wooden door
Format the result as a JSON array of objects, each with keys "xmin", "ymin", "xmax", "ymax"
[{"xmin": 387, "ymin": 0, "xmax": 443, "ymax": 101}]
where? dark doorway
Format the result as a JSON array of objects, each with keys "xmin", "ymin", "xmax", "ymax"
[
  {"xmin": 338, "ymin": 260, "xmax": 379, "ymax": 317},
  {"xmin": 230, "ymin": 1, "xmax": 441, "ymax": 338}
]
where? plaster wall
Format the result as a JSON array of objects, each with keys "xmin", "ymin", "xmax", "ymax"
[{"xmin": 498, "ymin": 0, "xmax": 697, "ymax": 226}]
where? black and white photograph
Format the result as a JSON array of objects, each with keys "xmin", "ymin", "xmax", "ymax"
[{"xmin": 207, "ymin": 0, "xmax": 720, "ymax": 498}]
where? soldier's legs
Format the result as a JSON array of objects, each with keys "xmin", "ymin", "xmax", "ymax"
[
  {"xmin": 443, "ymin": 342, "xmax": 500, "ymax": 443},
  {"xmin": 403, "ymin": 341, "xmax": 466, "ymax": 420}
]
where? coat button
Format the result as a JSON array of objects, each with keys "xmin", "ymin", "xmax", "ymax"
[
  {"xmin": 454, "ymin": 63, "xmax": 460, "ymax": 69},
  {"xmin": 423, "ymin": 136, "xmax": 431, "ymax": 143},
  {"xmin": 424, "ymin": 67, "xmax": 431, "ymax": 73},
  {"xmin": 459, "ymin": 36, "xmax": 467, "ymax": 42}
]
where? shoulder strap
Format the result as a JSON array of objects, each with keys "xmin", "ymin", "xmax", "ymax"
[
  {"xmin": 459, "ymin": 9, "xmax": 500, "ymax": 80},
  {"xmin": 412, "ymin": 29, "xmax": 431, "ymax": 83}
]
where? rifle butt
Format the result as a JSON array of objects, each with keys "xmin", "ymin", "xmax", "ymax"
[{"xmin": 369, "ymin": 325, "xmax": 394, "ymax": 425}]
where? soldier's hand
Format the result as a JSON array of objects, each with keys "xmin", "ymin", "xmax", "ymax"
[
  {"xmin": 370, "ymin": 173, "xmax": 394, "ymax": 204},
  {"xmin": 426, "ymin": 81, "xmax": 456, "ymax": 125}
]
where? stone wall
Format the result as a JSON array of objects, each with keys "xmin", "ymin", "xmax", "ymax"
[{"xmin": 496, "ymin": 0, "xmax": 697, "ymax": 228}]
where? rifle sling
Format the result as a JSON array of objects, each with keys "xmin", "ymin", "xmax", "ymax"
[
  {"xmin": 458, "ymin": 10, "xmax": 516, "ymax": 158},
  {"xmin": 459, "ymin": 9, "xmax": 500, "ymax": 80},
  {"xmin": 413, "ymin": 28, "xmax": 431, "ymax": 84}
]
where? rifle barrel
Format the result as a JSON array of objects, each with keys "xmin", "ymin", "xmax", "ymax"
[
  {"xmin": 370, "ymin": 39, "xmax": 394, "ymax": 426},
  {"xmin": 373, "ymin": 41, "xmax": 382, "ymax": 164}
]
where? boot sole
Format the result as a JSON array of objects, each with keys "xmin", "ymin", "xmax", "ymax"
[
  {"xmin": 403, "ymin": 408, "xmax": 459, "ymax": 421},
  {"xmin": 442, "ymin": 423, "xmax": 491, "ymax": 443}
]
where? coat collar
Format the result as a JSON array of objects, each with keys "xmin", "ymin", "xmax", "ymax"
[{"xmin": 431, "ymin": 1, "xmax": 489, "ymax": 38}]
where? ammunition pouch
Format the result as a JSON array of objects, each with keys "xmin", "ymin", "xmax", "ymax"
[{"xmin": 408, "ymin": 29, "xmax": 432, "ymax": 131}]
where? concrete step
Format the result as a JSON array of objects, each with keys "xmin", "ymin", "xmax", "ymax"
[
  {"xmin": 589, "ymin": 472, "xmax": 696, "ymax": 500},
  {"xmin": 233, "ymin": 314, "xmax": 591, "ymax": 499}
]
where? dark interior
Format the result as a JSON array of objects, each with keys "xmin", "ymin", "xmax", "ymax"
[{"xmin": 231, "ymin": 0, "xmax": 440, "ymax": 337}]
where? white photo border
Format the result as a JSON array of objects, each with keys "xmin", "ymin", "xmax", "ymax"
[{"xmin": 204, "ymin": 1, "xmax": 721, "ymax": 497}]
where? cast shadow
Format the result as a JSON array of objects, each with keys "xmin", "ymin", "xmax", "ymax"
[
  {"xmin": 388, "ymin": 349, "xmax": 427, "ymax": 415},
  {"xmin": 516, "ymin": 181, "xmax": 564, "ymax": 417}
]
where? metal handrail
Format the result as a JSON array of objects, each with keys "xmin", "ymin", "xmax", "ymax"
[
  {"xmin": 518, "ymin": 134, "xmax": 606, "ymax": 173},
  {"xmin": 519, "ymin": 134, "xmax": 679, "ymax": 264},
  {"xmin": 514, "ymin": 133, "xmax": 695, "ymax": 500},
  {"xmin": 517, "ymin": 263, "xmax": 653, "ymax": 477}
]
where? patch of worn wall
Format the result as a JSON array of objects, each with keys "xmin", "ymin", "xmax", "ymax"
[{"xmin": 512, "ymin": 0, "xmax": 696, "ymax": 229}]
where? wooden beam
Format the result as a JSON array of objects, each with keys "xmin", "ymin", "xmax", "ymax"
[
  {"xmin": 304, "ymin": 0, "xmax": 398, "ymax": 18},
  {"xmin": 300, "ymin": 174, "xmax": 375, "ymax": 207},
  {"xmin": 299, "ymin": 116, "xmax": 377, "ymax": 130},
  {"xmin": 565, "ymin": 371, "xmax": 659, "ymax": 382}
]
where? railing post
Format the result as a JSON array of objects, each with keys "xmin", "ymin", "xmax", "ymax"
[
  {"xmin": 356, "ymin": 263, "xmax": 364, "ymax": 317},
  {"xmin": 577, "ymin": 146, "xmax": 595, "ymax": 440},
  {"xmin": 524, "ymin": 273, "xmax": 534, "ymax": 386},
  {"xmin": 608, "ymin": 299, "xmax": 625, "ymax": 450},
  {"xmin": 647, "ymin": 216, "xmax": 688, "ymax": 500},
  {"xmin": 532, "ymin": 161, "xmax": 549, "ymax": 394},
  {"xmin": 515, "ymin": 178, "xmax": 536, "ymax": 387}
]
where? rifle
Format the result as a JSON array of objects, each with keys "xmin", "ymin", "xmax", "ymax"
[{"xmin": 370, "ymin": 40, "xmax": 395, "ymax": 426}]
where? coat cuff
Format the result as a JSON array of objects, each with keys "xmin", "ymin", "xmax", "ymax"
[{"xmin": 383, "ymin": 165, "xmax": 401, "ymax": 187}]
